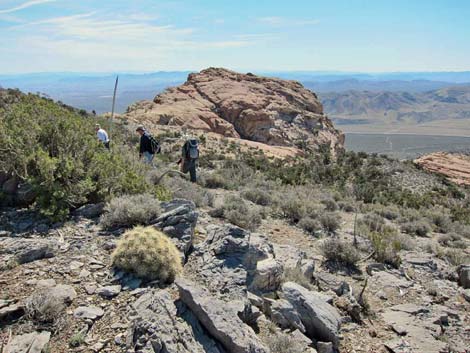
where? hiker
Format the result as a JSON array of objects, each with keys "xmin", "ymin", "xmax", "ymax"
[
  {"xmin": 177, "ymin": 138, "xmax": 199, "ymax": 182},
  {"xmin": 95, "ymin": 124, "xmax": 110, "ymax": 149},
  {"xmin": 136, "ymin": 125, "xmax": 160, "ymax": 165}
]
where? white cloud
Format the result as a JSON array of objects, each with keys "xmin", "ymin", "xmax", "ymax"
[
  {"xmin": 0, "ymin": 0, "xmax": 56, "ymax": 14},
  {"xmin": 258, "ymin": 16, "xmax": 320, "ymax": 27}
]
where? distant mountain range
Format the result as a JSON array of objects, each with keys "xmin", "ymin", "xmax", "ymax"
[{"xmin": 1, "ymin": 70, "xmax": 470, "ymax": 136}]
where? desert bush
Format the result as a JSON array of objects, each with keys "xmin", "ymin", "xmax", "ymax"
[
  {"xmin": 338, "ymin": 201, "xmax": 356, "ymax": 212},
  {"xmin": 241, "ymin": 188, "xmax": 272, "ymax": 206},
  {"xmin": 375, "ymin": 205, "xmax": 401, "ymax": 220},
  {"xmin": 321, "ymin": 238, "xmax": 360, "ymax": 267},
  {"xmin": 277, "ymin": 187, "xmax": 321, "ymax": 223},
  {"xmin": 163, "ymin": 176, "xmax": 213, "ymax": 207},
  {"xmin": 401, "ymin": 220, "xmax": 432, "ymax": 237},
  {"xmin": 426, "ymin": 209, "xmax": 454, "ymax": 233},
  {"xmin": 321, "ymin": 198, "xmax": 339, "ymax": 211},
  {"xmin": 298, "ymin": 217, "xmax": 322, "ymax": 235},
  {"xmin": 267, "ymin": 332, "xmax": 304, "ymax": 353},
  {"xmin": 112, "ymin": 226, "xmax": 182, "ymax": 282},
  {"xmin": 198, "ymin": 172, "xmax": 230, "ymax": 189},
  {"xmin": 319, "ymin": 212, "xmax": 341, "ymax": 234},
  {"xmin": 25, "ymin": 290, "xmax": 65, "ymax": 327},
  {"xmin": 438, "ymin": 233, "xmax": 467, "ymax": 249},
  {"xmin": 100, "ymin": 194, "xmax": 161, "ymax": 229},
  {"xmin": 212, "ymin": 195, "xmax": 263, "ymax": 231},
  {"xmin": 358, "ymin": 213, "xmax": 386, "ymax": 233},
  {"xmin": 367, "ymin": 227, "xmax": 402, "ymax": 267}
]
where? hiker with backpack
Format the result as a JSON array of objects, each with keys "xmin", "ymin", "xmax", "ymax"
[
  {"xmin": 95, "ymin": 124, "xmax": 110, "ymax": 149},
  {"xmin": 177, "ymin": 138, "xmax": 199, "ymax": 182},
  {"xmin": 136, "ymin": 125, "xmax": 160, "ymax": 165}
]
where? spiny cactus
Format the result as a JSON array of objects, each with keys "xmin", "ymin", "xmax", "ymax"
[{"xmin": 112, "ymin": 226, "xmax": 183, "ymax": 283}]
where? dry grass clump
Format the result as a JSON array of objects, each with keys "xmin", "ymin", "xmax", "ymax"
[
  {"xmin": 321, "ymin": 198, "xmax": 339, "ymax": 211},
  {"xmin": 210, "ymin": 195, "xmax": 263, "ymax": 231},
  {"xmin": 112, "ymin": 226, "xmax": 182, "ymax": 283},
  {"xmin": 374, "ymin": 205, "xmax": 401, "ymax": 220},
  {"xmin": 282, "ymin": 267, "xmax": 313, "ymax": 290},
  {"xmin": 367, "ymin": 226, "xmax": 403, "ymax": 268},
  {"xmin": 319, "ymin": 212, "xmax": 341, "ymax": 234},
  {"xmin": 276, "ymin": 186, "xmax": 321, "ymax": 223},
  {"xmin": 426, "ymin": 208, "xmax": 454, "ymax": 233},
  {"xmin": 298, "ymin": 217, "xmax": 322, "ymax": 235},
  {"xmin": 163, "ymin": 176, "xmax": 213, "ymax": 207},
  {"xmin": 358, "ymin": 213, "xmax": 386, "ymax": 233},
  {"xmin": 401, "ymin": 220, "xmax": 432, "ymax": 237},
  {"xmin": 100, "ymin": 194, "xmax": 161, "ymax": 229},
  {"xmin": 25, "ymin": 290, "xmax": 65, "ymax": 328},
  {"xmin": 438, "ymin": 233, "xmax": 467, "ymax": 249},
  {"xmin": 198, "ymin": 172, "xmax": 230, "ymax": 189},
  {"xmin": 321, "ymin": 238, "xmax": 360, "ymax": 268},
  {"xmin": 267, "ymin": 331, "xmax": 305, "ymax": 353},
  {"xmin": 338, "ymin": 201, "xmax": 356, "ymax": 212},
  {"xmin": 242, "ymin": 187, "xmax": 273, "ymax": 206},
  {"xmin": 426, "ymin": 243, "xmax": 470, "ymax": 266}
]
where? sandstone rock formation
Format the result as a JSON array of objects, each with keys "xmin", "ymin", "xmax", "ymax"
[
  {"xmin": 123, "ymin": 68, "xmax": 344, "ymax": 154},
  {"xmin": 414, "ymin": 152, "xmax": 470, "ymax": 185}
]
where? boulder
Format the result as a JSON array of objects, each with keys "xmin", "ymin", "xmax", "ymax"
[
  {"xmin": 281, "ymin": 282, "xmax": 341, "ymax": 346},
  {"xmin": 249, "ymin": 258, "xmax": 283, "ymax": 293},
  {"xmin": 73, "ymin": 203, "xmax": 105, "ymax": 218},
  {"xmin": 15, "ymin": 183, "xmax": 36, "ymax": 206},
  {"xmin": 458, "ymin": 265, "xmax": 470, "ymax": 289},
  {"xmin": 2, "ymin": 176, "xmax": 18, "ymax": 194},
  {"xmin": 184, "ymin": 224, "xmax": 273, "ymax": 300},
  {"xmin": 9, "ymin": 331, "xmax": 51, "ymax": 353},
  {"xmin": 268, "ymin": 298, "xmax": 306, "ymax": 333},
  {"xmin": 0, "ymin": 303, "xmax": 24, "ymax": 324},
  {"xmin": 46, "ymin": 284, "xmax": 77, "ymax": 304},
  {"xmin": 74, "ymin": 306, "xmax": 104, "ymax": 320},
  {"xmin": 153, "ymin": 199, "xmax": 198, "ymax": 257},
  {"xmin": 0, "ymin": 237, "xmax": 55, "ymax": 265},
  {"xmin": 96, "ymin": 285, "xmax": 121, "ymax": 298},
  {"xmin": 128, "ymin": 289, "xmax": 218, "ymax": 353},
  {"xmin": 176, "ymin": 278, "xmax": 269, "ymax": 353}
]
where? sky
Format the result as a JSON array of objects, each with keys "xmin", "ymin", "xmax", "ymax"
[{"xmin": 0, "ymin": 0, "xmax": 470, "ymax": 74}]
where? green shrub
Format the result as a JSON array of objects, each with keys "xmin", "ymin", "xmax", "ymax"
[
  {"xmin": 321, "ymin": 238, "xmax": 360, "ymax": 267},
  {"xmin": 368, "ymin": 228, "xmax": 402, "ymax": 268},
  {"xmin": 319, "ymin": 212, "xmax": 341, "ymax": 234},
  {"xmin": 212, "ymin": 195, "xmax": 263, "ymax": 231},
  {"xmin": 438, "ymin": 233, "xmax": 467, "ymax": 249},
  {"xmin": 100, "ymin": 194, "xmax": 161, "ymax": 229},
  {"xmin": 112, "ymin": 226, "xmax": 182, "ymax": 282},
  {"xmin": 375, "ymin": 205, "xmax": 401, "ymax": 220},
  {"xmin": 0, "ymin": 90, "xmax": 149, "ymax": 220},
  {"xmin": 401, "ymin": 220, "xmax": 432, "ymax": 237},
  {"xmin": 358, "ymin": 213, "xmax": 386, "ymax": 233}
]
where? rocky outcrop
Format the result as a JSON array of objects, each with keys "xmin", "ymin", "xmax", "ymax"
[
  {"xmin": 176, "ymin": 278, "xmax": 269, "ymax": 353},
  {"xmin": 124, "ymin": 68, "xmax": 344, "ymax": 154},
  {"xmin": 153, "ymin": 199, "xmax": 198, "ymax": 258},
  {"xmin": 8, "ymin": 331, "xmax": 51, "ymax": 353},
  {"xmin": 280, "ymin": 282, "xmax": 342, "ymax": 346},
  {"xmin": 183, "ymin": 224, "xmax": 274, "ymax": 299},
  {"xmin": 415, "ymin": 152, "xmax": 470, "ymax": 185},
  {"xmin": 0, "ymin": 237, "xmax": 56, "ymax": 266}
]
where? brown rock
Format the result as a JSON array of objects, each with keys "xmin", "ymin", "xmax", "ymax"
[
  {"xmin": 415, "ymin": 152, "xmax": 470, "ymax": 185},
  {"xmin": 123, "ymin": 68, "xmax": 344, "ymax": 154}
]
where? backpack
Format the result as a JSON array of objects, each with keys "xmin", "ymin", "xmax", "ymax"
[
  {"xmin": 186, "ymin": 139, "xmax": 199, "ymax": 159},
  {"xmin": 148, "ymin": 134, "xmax": 161, "ymax": 154}
]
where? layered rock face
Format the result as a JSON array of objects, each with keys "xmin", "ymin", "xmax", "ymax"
[
  {"xmin": 124, "ymin": 68, "xmax": 344, "ymax": 154},
  {"xmin": 414, "ymin": 152, "xmax": 470, "ymax": 185}
]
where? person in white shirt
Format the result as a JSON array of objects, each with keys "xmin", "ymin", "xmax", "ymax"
[{"xmin": 95, "ymin": 124, "xmax": 110, "ymax": 149}]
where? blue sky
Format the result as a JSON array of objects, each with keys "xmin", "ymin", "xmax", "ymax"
[{"xmin": 0, "ymin": 0, "xmax": 469, "ymax": 73}]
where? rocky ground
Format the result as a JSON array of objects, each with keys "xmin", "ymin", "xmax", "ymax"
[{"xmin": 1, "ymin": 189, "xmax": 469, "ymax": 353}]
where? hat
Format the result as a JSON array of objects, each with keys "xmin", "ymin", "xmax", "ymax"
[{"xmin": 136, "ymin": 125, "xmax": 145, "ymax": 132}]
